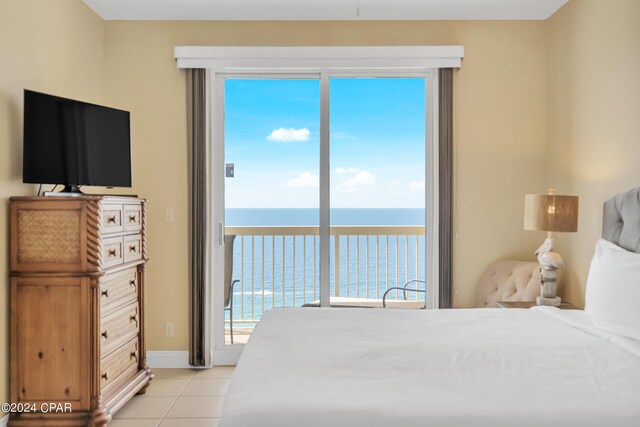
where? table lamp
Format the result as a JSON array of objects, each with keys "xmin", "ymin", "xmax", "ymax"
[{"xmin": 524, "ymin": 189, "xmax": 579, "ymax": 306}]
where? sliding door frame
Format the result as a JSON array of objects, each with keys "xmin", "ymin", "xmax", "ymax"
[
  {"xmin": 319, "ymin": 70, "xmax": 439, "ymax": 312},
  {"xmin": 211, "ymin": 72, "xmax": 321, "ymax": 364}
]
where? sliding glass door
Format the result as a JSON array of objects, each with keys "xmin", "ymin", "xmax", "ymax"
[
  {"xmin": 329, "ymin": 78, "xmax": 426, "ymax": 308},
  {"xmin": 222, "ymin": 78, "xmax": 320, "ymax": 345},
  {"xmin": 212, "ymin": 72, "xmax": 434, "ymax": 361}
]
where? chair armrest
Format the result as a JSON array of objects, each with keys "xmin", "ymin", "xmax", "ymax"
[
  {"xmin": 402, "ymin": 279, "xmax": 426, "ymax": 292},
  {"xmin": 382, "ymin": 280, "xmax": 426, "ymax": 307}
]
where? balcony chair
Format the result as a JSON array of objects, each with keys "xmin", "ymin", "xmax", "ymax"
[{"xmin": 224, "ymin": 235, "xmax": 240, "ymax": 344}]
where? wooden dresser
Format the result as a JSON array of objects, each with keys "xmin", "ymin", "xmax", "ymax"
[{"xmin": 9, "ymin": 196, "xmax": 153, "ymax": 426}]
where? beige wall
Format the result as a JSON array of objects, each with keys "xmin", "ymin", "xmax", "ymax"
[
  {"xmin": 103, "ymin": 20, "xmax": 548, "ymax": 351},
  {"xmin": 546, "ymin": 0, "xmax": 640, "ymax": 307},
  {"xmin": 0, "ymin": 0, "xmax": 105, "ymax": 412}
]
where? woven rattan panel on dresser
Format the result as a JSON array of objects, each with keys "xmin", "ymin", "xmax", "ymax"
[{"xmin": 9, "ymin": 196, "xmax": 153, "ymax": 426}]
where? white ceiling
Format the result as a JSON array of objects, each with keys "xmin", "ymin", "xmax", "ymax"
[{"xmin": 82, "ymin": 0, "xmax": 569, "ymax": 21}]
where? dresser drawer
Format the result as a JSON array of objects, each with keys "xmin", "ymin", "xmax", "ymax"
[
  {"xmin": 123, "ymin": 204, "xmax": 142, "ymax": 232},
  {"xmin": 101, "ymin": 337, "xmax": 139, "ymax": 393},
  {"xmin": 101, "ymin": 204, "xmax": 124, "ymax": 234},
  {"xmin": 123, "ymin": 234, "xmax": 142, "ymax": 264},
  {"xmin": 102, "ymin": 236, "xmax": 124, "ymax": 268},
  {"xmin": 100, "ymin": 268, "xmax": 138, "ymax": 314},
  {"xmin": 100, "ymin": 303, "xmax": 140, "ymax": 357}
]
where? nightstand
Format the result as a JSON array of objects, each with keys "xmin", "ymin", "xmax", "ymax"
[{"xmin": 496, "ymin": 301, "xmax": 580, "ymax": 310}]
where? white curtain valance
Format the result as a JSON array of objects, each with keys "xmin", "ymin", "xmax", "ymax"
[{"xmin": 174, "ymin": 46, "xmax": 464, "ymax": 70}]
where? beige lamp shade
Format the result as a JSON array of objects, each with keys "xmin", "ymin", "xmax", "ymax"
[{"xmin": 524, "ymin": 194, "xmax": 579, "ymax": 232}]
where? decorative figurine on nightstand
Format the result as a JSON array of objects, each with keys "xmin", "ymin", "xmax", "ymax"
[
  {"xmin": 524, "ymin": 188, "xmax": 579, "ymax": 306},
  {"xmin": 534, "ymin": 233, "xmax": 565, "ymax": 306}
]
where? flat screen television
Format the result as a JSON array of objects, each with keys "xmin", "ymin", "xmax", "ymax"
[{"xmin": 23, "ymin": 90, "xmax": 132, "ymax": 193}]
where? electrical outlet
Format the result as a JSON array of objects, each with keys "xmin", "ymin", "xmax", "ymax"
[
  {"xmin": 165, "ymin": 208, "xmax": 175, "ymax": 223},
  {"xmin": 164, "ymin": 322, "xmax": 175, "ymax": 338}
]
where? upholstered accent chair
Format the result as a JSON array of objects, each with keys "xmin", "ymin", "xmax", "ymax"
[{"xmin": 476, "ymin": 260, "xmax": 543, "ymax": 307}]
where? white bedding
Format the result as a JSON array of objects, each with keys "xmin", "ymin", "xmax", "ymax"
[{"xmin": 219, "ymin": 307, "xmax": 640, "ymax": 427}]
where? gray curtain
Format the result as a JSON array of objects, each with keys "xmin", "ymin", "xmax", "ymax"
[
  {"xmin": 439, "ymin": 68, "xmax": 454, "ymax": 309},
  {"xmin": 187, "ymin": 69, "xmax": 211, "ymax": 367}
]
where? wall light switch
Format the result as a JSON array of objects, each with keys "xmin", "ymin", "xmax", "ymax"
[
  {"xmin": 165, "ymin": 208, "xmax": 175, "ymax": 223},
  {"xmin": 164, "ymin": 322, "xmax": 175, "ymax": 338}
]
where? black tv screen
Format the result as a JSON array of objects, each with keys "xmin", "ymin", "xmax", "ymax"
[{"xmin": 23, "ymin": 90, "xmax": 132, "ymax": 188}]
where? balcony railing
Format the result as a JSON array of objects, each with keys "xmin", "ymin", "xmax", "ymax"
[{"xmin": 225, "ymin": 225, "xmax": 426, "ymax": 325}]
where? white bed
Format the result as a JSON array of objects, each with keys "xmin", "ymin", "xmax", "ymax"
[
  {"xmin": 220, "ymin": 307, "xmax": 640, "ymax": 427},
  {"xmin": 220, "ymin": 188, "xmax": 640, "ymax": 426}
]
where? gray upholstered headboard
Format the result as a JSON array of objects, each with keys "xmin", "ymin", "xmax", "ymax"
[{"xmin": 603, "ymin": 187, "xmax": 640, "ymax": 253}]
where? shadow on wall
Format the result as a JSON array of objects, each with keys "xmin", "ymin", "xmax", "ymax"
[
  {"xmin": 0, "ymin": 93, "xmax": 11, "ymax": 419},
  {"xmin": 0, "ymin": 89, "xmax": 24, "ymax": 181},
  {"xmin": 562, "ymin": 267, "xmax": 584, "ymax": 307},
  {"xmin": 1, "ymin": 88, "xmax": 30, "ymax": 411}
]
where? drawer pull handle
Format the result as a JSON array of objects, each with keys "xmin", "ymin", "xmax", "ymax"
[
  {"xmin": 101, "ymin": 290, "xmax": 109, "ymax": 298},
  {"xmin": 130, "ymin": 315, "xmax": 138, "ymax": 322},
  {"xmin": 102, "ymin": 373, "xmax": 108, "ymax": 381},
  {"xmin": 101, "ymin": 330, "xmax": 109, "ymax": 339},
  {"xmin": 107, "ymin": 249, "xmax": 117, "ymax": 257},
  {"xmin": 107, "ymin": 215, "xmax": 117, "ymax": 224},
  {"xmin": 130, "ymin": 352, "xmax": 138, "ymax": 361},
  {"xmin": 129, "ymin": 245, "xmax": 137, "ymax": 253},
  {"xmin": 129, "ymin": 215, "xmax": 137, "ymax": 222}
]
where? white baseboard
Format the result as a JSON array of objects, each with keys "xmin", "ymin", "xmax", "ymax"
[
  {"xmin": 147, "ymin": 351, "xmax": 191, "ymax": 368},
  {"xmin": 1, "ymin": 413, "xmax": 9, "ymax": 427}
]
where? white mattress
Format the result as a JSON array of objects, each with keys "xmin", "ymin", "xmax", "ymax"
[{"xmin": 219, "ymin": 307, "xmax": 640, "ymax": 427}]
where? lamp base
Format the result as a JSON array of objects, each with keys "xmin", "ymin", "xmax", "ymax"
[{"xmin": 537, "ymin": 296, "xmax": 561, "ymax": 307}]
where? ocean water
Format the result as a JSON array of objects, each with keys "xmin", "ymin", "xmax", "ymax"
[
  {"xmin": 225, "ymin": 208, "xmax": 426, "ymax": 324},
  {"xmin": 226, "ymin": 208, "xmax": 425, "ymax": 227}
]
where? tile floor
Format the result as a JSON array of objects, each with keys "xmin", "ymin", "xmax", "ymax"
[{"xmin": 110, "ymin": 366, "xmax": 235, "ymax": 426}]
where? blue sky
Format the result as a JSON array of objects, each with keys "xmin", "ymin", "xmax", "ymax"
[{"xmin": 224, "ymin": 78, "xmax": 425, "ymax": 208}]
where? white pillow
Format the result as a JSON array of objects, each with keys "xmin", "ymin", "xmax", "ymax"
[{"xmin": 585, "ymin": 238, "xmax": 640, "ymax": 341}]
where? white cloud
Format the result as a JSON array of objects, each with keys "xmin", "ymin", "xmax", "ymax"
[
  {"xmin": 335, "ymin": 166, "xmax": 361, "ymax": 174},
  {"xmin": 267, "ymin": 127, "xmax": 310, "ymax": 142},
  {"xmin": 388, "ymin": 180, "xmax": 400, "ymax": 188},
  {"xmin": 334, "ymin": 170, "xmax": 376, "ymax": 192},
  {"xmin": 283, "ymin": 172, "xmax": 319, "ymax": 188},
  {"xmin": 409, "ymin": 180, "xmax": 425, "ymax": 191},
  {"xmin": 346, "ymin": 171, "xmax": 375, "ymax": 187}
]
